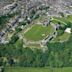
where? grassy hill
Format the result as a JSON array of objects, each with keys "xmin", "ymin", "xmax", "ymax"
[{"xmin": 5, "ymin": 67, "xmax": 72, "ymax": 72}]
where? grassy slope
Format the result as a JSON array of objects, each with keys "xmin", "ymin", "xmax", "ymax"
[
  {"xmin": 51, "ymin": 17, "xmax": 69, "ymax": 25},
  {"xmin": 24, "ymin": 24, "xmax": 54, "ymax": 41},
  {"xmin": 5, "ymin": 67, "xmax": 72, "ymax": 72},
  {"xmin": 51, "ymin": 32, "xmax": 70, "ymax": 42}
]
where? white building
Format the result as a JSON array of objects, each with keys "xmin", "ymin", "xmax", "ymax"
[{"xmin": 65, "ymin": 28, "xmax": 71, "ymax": 33}]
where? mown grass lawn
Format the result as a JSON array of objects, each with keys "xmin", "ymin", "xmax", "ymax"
[
  {"xmin": 24, "ymin": 24, "xmax": 54, "ymax": 41},
  {"xmin": 5, "ymin": 67, "xmax": 72, "ymax": 72}
]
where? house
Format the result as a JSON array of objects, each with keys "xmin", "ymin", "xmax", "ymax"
[
  {"xmin": 19, "ymin": 18, "xmax": 24, "ymax": 22},
  {"xmin": 55, "ymin": 24, "xmax": 61, "ymax": 30},
  {"xmin": 65, "ymin": 28, "xmax": 71, "ymax": 33},
  {"xmin": 43, "ymin": 19, "xmax": 50, "ymax": 26}
]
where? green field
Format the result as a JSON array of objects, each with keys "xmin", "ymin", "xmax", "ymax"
[
  {"xmin": 51, "ymin": 32, "xmax": 70, "ymax": 42},
  {"xmin": 67, "ymin": 15, "xmax": 72, "ymax": 23},
  {"xmin": 5, "ymin": 67, "xmax": 72, "ymax": 72},
  {"xmin": 24, "ymin": 24, "xmax": 54, "ymax": 41},
  {"xmin": 51, "ymin": 17, "xmax": 69, "ymax": 25},
  {"xmin": 51, "ymin": 15, "xmax": 72, "ymax": 24}
]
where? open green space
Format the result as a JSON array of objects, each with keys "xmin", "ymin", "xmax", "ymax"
[
  {"xmin": 51, "ymin": 32, "xmax": 70, "ymax": 42},
  {"xmin": 66, "ymin": 15, "xmax": 72, "ymax": 23},
  {"xmin": 24, "ymin": 24, "xmax": 54, "ymax": 41},
  {"xmin": 51, "ymin": 17, "xmax": 69, "ymax": 25},
  {"xmin": 51, "ymin": 15, "xmax": 72, "ymax": 24},
  {"xmin": 15, "ymin": 39, "xmax": 23, "ymax": 48},
  {"xmin": 5, "ymin": 67, "xmax": 72, "ymax": 72}
]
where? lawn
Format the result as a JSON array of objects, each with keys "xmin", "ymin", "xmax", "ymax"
[
  {"xmin": 5, "ymin": 67, "xmax": 72, "ymax": 72},
  {"xmin": 15, "ymin": 39, "xmax": 23, "ymax": 48},
  {"xmin": 51, "ymin": 17, "xmax": 69, "ymax": 25},
  {"xmin": 24, "ymin": 24, "xmax": 54, "ymax": 41},
  {"xmin": 51, "ymin": 32, "xmax": 70, "ymax": 42}
]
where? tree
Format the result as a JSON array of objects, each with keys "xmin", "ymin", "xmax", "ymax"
[
  {"xmin": 19, "ymin": 48, "xmax": 35, "ymax": 67},
  {"xmin": 8, "ymin": 57, "xmax": 14, "ymax": 66},
  {"xmin": 10, "ymin": 35, "xmax": 19, "ymax": 44},
  {"xmin": 58, "ymin": 12, "xmax": 64, "ymax": 17},
  {"xmin": 33, "ymin": 49, "xmax": 44, "ymax": 67},
  {"xmin": 0, "ymin": 58, "xmax": 3, "ymax": 66}
]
